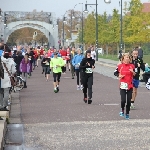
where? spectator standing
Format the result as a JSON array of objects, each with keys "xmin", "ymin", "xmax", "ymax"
[
  {"xmin": 138, "ymin": 46, "xmax": 143, "ymax": 59},
  {"xmin": 1, "ymin": 47, "xmax": 16, "ymax": 111}
]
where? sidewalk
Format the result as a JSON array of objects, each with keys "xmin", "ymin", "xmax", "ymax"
[
  {"xmin": 95, "ymin": 58, "xmax": 118, "ymax": 68},
  {"xmin": 98, "ymin": 58, "xmax": 119, "ymax": 65}
]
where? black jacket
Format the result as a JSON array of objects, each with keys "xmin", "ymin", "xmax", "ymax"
[
  {"xmin": 132, "ymin": 57, "xmax": 145, "ymax": 80},
  {"xmin": 80, "ymin": 57, "xmax": 95, "ymax": 76},
  {"xmin": 41, "ymin": 57, "xmax": 51, "ymax": 67}
]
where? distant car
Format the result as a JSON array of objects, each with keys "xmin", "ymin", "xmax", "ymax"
[{"xmin": 97, "ymin": 48, "xmax": 103, "ymax": 55}]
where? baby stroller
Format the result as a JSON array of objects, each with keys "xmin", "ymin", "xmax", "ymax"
[{"xmin": 16, "ymin": 75, "xmax": 26, "ymax": 90}]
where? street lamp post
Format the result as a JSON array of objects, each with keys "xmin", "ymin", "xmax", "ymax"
[
  {"xmin": 84, "ymin": 0, "xmax": 99, "ymax": 61},
  {"xmin": 120, "ymin": 0, "xmax": 123, "ymax": 54},
  {"xmin": 84, "ymin": 0, "xmax": 111, "ymax": 61},
  {"xmin": 62, "ymin": 16, "xmax": 66, "ymax": 46},
  {"xmin": 73, "ymin": 3, "xmax": 84, "ymax": 52}
]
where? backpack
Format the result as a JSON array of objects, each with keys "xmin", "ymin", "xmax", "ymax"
[{"xmin": 0, "ymin": 57, "xmax": 4, "ymax": 79}]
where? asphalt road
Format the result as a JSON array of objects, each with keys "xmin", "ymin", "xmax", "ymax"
[{"xmin": 18, "ymin": 62, "xmax": 150, "ymax": 150}]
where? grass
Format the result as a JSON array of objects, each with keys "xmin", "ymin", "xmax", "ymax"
[{"xmin": 99, "ymin": 54, "xmax": 150, "ymax": 65}]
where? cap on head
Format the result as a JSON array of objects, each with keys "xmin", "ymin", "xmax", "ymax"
[{"xmin": 86, "ymin": 50, "xmax": 91, "ymax": 54}]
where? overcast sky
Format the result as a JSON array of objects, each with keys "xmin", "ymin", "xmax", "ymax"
[{"xmin": 0, "ymin": 0, "xmax": 149, "ymax": 18}]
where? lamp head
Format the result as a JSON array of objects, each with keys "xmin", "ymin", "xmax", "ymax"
[{"xmin": 104, "ymin": 0, "xmax": 111, "ymax": 4}]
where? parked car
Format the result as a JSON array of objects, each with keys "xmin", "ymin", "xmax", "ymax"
[{"xmin": 97, "ymin": 48, "xmax": 104, "ymax": 55}]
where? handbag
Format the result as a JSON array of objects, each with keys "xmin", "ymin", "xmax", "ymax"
[{"xmin": 2, "ymin": 62, "xmax": 16, "ymax": 86}]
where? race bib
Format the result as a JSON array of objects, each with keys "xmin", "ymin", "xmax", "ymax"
[
  {"xmin": 120, "ymin": 82, "xmax": 128, "ymax": 89},
  {"xmin": 85, "ymin": 68, "xmax": 93, "ymax": 73},
  {"xmin": 46, "ymin": 62, "xmax": 49, "ymax": 65},
  {"xmin": 53, "ymin": 66, "xmax": 57, "ymax": 69}
]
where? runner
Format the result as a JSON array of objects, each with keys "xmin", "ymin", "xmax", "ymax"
[
  {"xmin": 41, "ymin": 53, "xmax": 51, "ymax": 81},
  {"xmin": 66, "ymin": 47, "xmax": 71, "ymax": 71},
  {"xmin": 20, "ymin": 54, "xmax": 31, "ymax": 88},
  {"xmin": 130, "ymin": 48, "xmax": 145, "ymax": 109},
  {"xmin": 80, "ymin": 50, "xmax": 95, "ymax": 104},
  {"xmin": 33, "ymin": 48, "xmax": 38, "ymax": 69},
  {"xmin": 50, "ymin": 52, "xmax": 65, "ymax": 93},
  {"xmin": 51, "ymin": 48, "xmax": 61, "ymax": 58},
  {"xmin": 72, "ymin": 48, "xmax": 84, "ymax": 90},
  {"xmin": 70, "ymin": 47, "xmax": 76, "ymax": 79},
  {"xmin": 117, "ymin": 53, "xmax": 135, "ymax": 119},
  {"xmin": 91, "ymin": 46, "xmax": 96, "ymax": 60},
  {"xmin": 59, "ymin": 47, "xmax": 67, "ymax": 74},
  {"xmin": 40, "ymin": 47, "xmax": 45, "ymax": 59},
  {"xmin": 47, "ymin": 48, "xmax": 54, "ymax": 58}
]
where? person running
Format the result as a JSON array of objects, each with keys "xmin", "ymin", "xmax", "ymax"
[
  {"xmin": 51, "ymin": 48, "xmax": 61, "ymax": 58},
  {"xmin": 26, "ymin": 48, "xmax": 34, "ymax": 77},
  {"xmin": 40, "ymin": 47, "xmax": 45, "ymax": 59},
  {"xmin": 117, "ymin": 53, "xmax": 135, "ymax": 119},
  {"xmin": 20, "ymin": 54, "xmax": 31, "ymax": 88},
  {"xmin": 66, "ymin": 47, "xmax": 71, "ymax": 71},
  {"xmin": 59, "ymin": 47, "xmax": 67, "ymax": 74},
  {"xmin": 130, "ymin": 48, "xmax": 145, "ymax": 109},
  {"xmin": 70, "ymin": 47, "xmax": 76, "ymax": 79},
  {"xmin": 91, "ymin": 46, "xmax": 96, "ymax": 60},
  {"xmin": 80, "ymin": 50, "xmax": 95, "ymax": 104},
  {"xmin": 72, "ymin": 48, "xmax": 84, "ymax": 90},
  {"xmin": 33, "ymin": 48, "xmax": 38, "ymax": 69},
  {"xmin": 41, "ymin": 53, "xmax": 51, "ymax": 81},
  {"xmin": 50, "ymin": 52, "xmax": 65, "ymax": 93}
]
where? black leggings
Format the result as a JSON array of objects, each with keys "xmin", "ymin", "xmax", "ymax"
[
  {"xmin": 75, "ymin": 69, "xmax": 82, "ymax": 85},
  {"xmin": 82, "ymin": 75, "xmax": 93, "ymax": 99},
  {"xmin": 61, "ymin": 66, "xmax": 66, "ymax": 73},
  {"xmin": 120, "ymin": 88, "xmax": 133, "ymax": 114},
  {"xmin": 53, "ymin": 72, "xmax": 61, "ymax": 82}
]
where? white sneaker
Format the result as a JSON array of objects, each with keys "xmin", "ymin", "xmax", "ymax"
[
  {"xmin": 130, "ymin": 103, "xmax": 135, "ymax": 109},
  {"xmin": 77, "ymin": 86, "xmax": 80, "ymax": 90},
  {"xmin": 80, "ymin": 85, "xmax": 83, "ymax": 90}
]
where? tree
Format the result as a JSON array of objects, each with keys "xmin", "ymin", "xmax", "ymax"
[
  {"xmin": 58, "ymin": 10, "xmax": 83, "ymax": 41},
  {"xmin": 84, "ymin": 12, "xmax": 96, "ymax": 45},
  {"xmin": 124, "ymin": 0, "xmax": 145, "ymax": 44},
  {"xmin": 7, "ymin": 27, "xmax": 48, "ymax": 45},
  {"xmin": 109, "ymin": 9, "xmax": 120, "ymax": 44}
]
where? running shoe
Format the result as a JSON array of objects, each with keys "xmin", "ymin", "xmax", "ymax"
[
  {"xmin": 88, "ymin": 98, "xmax": 92, "ymax": 104},
  {"xmin": 125, "ymin": 114, "xmax": 130, "ymax": 120},
  {"xmin": 119, "ymin": 112, "xmax": 124, "ymax": 117},
  {"xmin": 130, "ymin": 103, "xmax": 135, "ymax": 109},
  {"xmin": 80, "ymin": 85, "xmax": 84, "ymax": 90},
  {"xmin": 77, "ymin": 86, "xmax": 80, "ymax": 90},
  {"xmin": 83, "ymin": 98, "xmax": 87, "ymax": 103},
  {"xmin": 57, "ymin": 87, "xmax": 59, "ymax": 92},
  {"xmin": 54, "ymin": 88, "xmax": 58, "ymax": 93}
]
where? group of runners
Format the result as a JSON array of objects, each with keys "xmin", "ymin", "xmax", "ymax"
[
  {"xmin": 39, "ymin": 46, "xmax": 96, "ymax": 104},
  {"xmin": 114, "ymin": 47, "xmax": 150, "ymax": 119},
  {"xmin": 0, "ymin": 42, "xmax": 150, "ymax": 121}
]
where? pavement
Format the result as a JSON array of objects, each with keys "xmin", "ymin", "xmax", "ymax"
[{"xmin": 4, "ymin": 59, "xmax": 150, "ymax": 150}]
